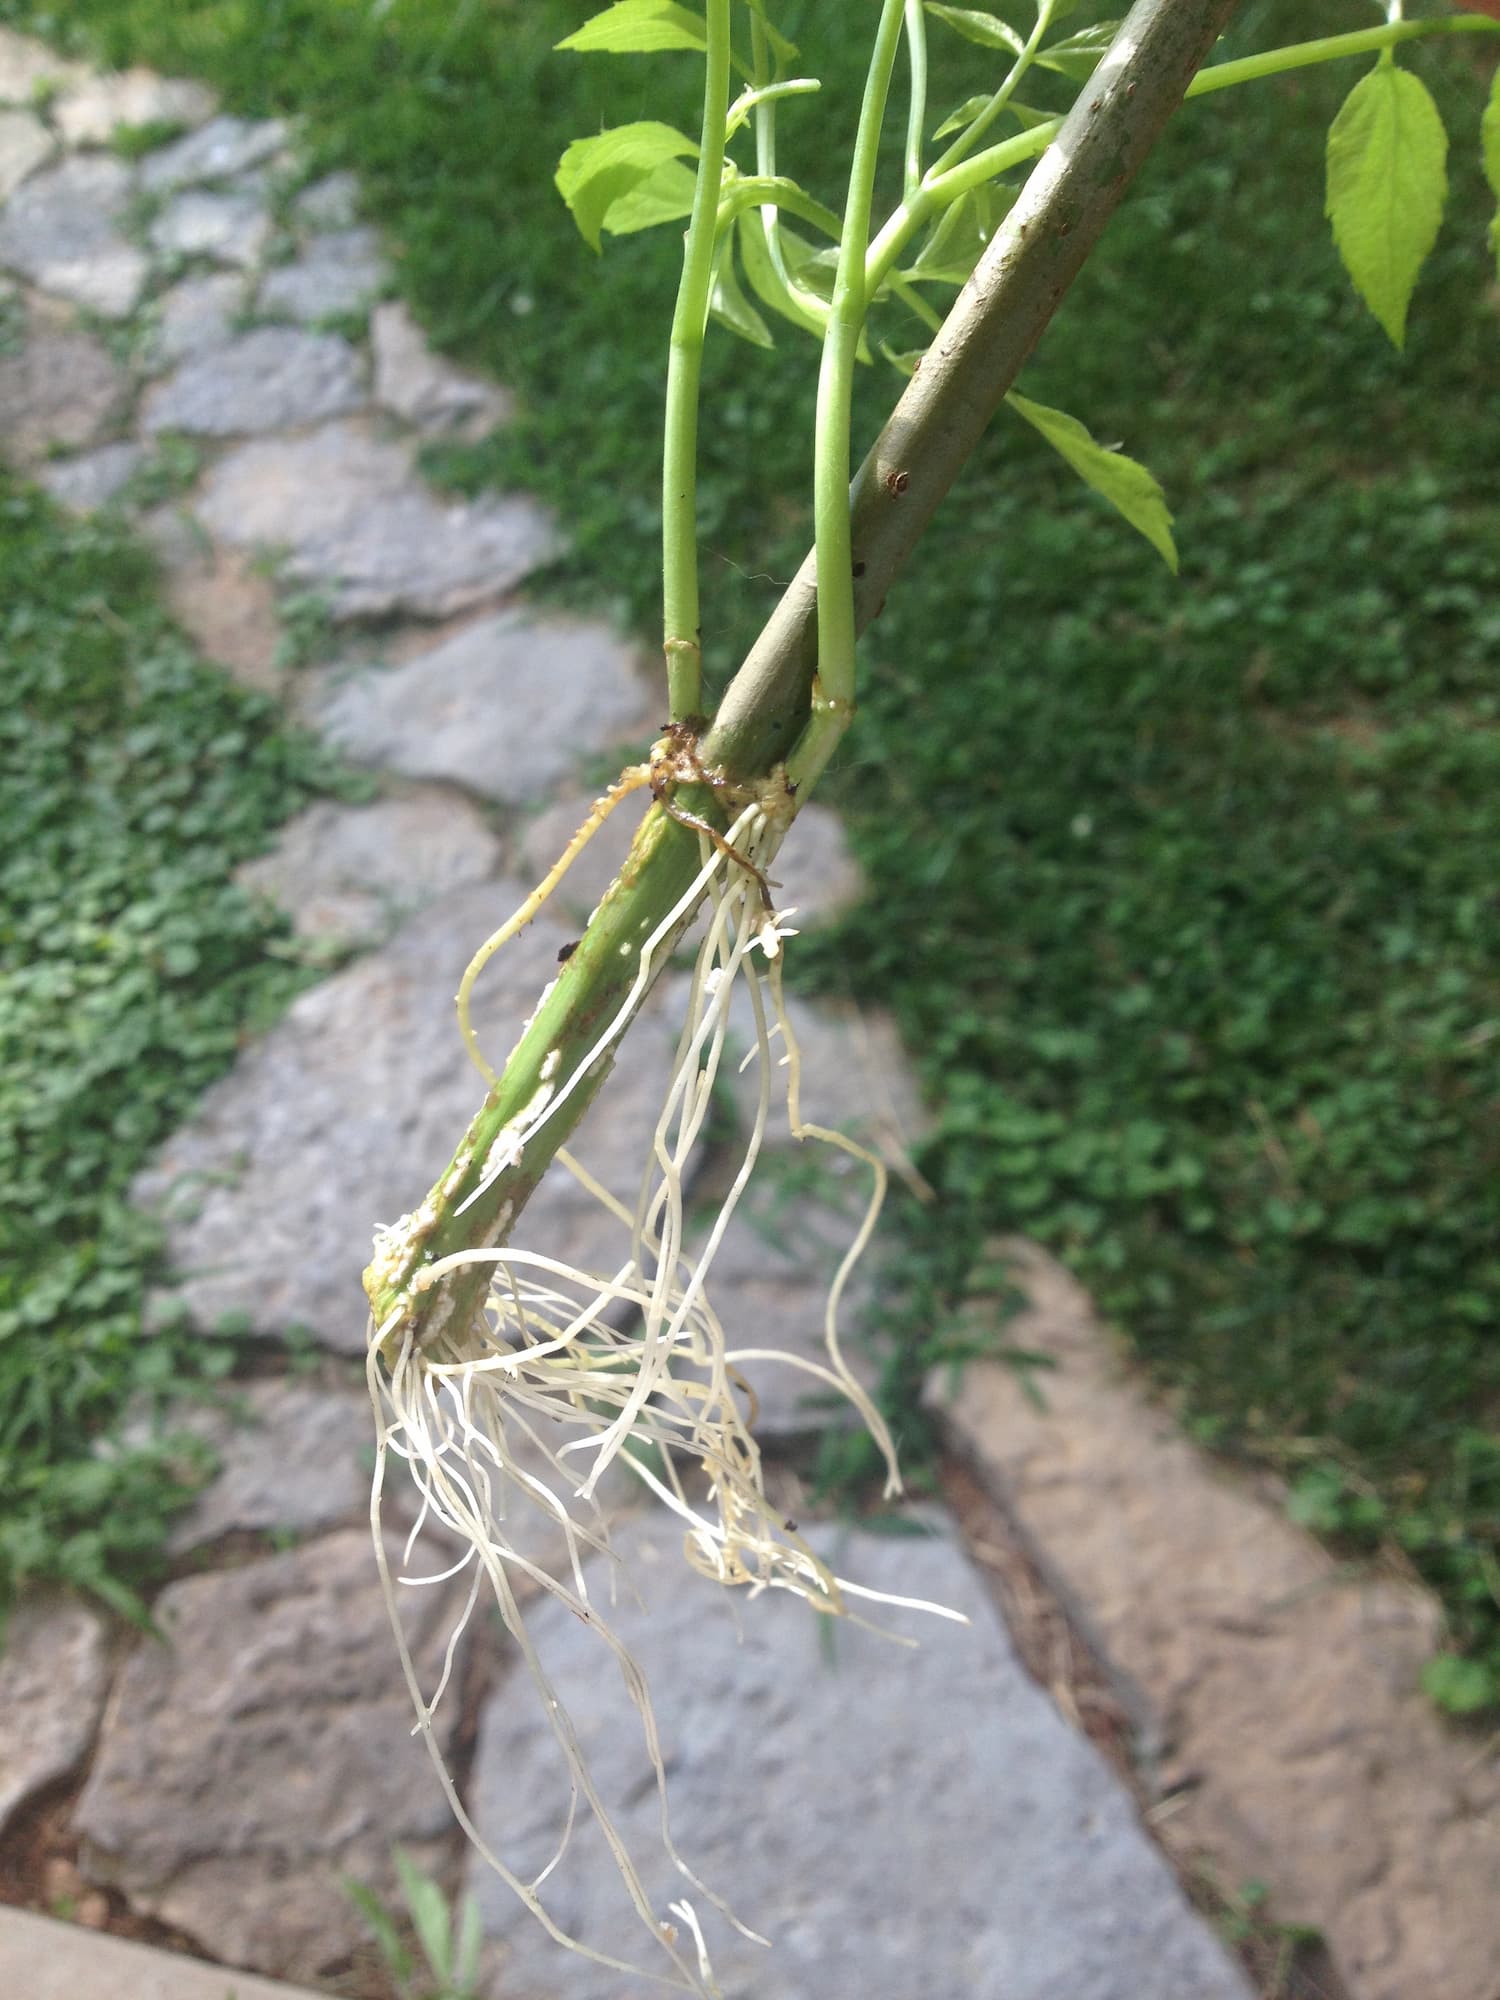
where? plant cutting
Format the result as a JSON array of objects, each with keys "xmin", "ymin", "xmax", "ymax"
[{"xmin": 361, "ymin": 3, "xmax": 1500, "ymax": 1990}]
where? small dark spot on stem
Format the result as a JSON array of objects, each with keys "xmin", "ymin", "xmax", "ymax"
[
  {"xmin": 557, "ymin": 940, "xmax": 579, "ymax": 963},
  {"xmin": 852, "ymin": 560, "xmax": 867, "ymax": 578}
]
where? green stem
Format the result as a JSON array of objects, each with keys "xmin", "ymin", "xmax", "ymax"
[
  {"xmin": 363, "ymin": 0, "xmax": 1304, "ymax": 1351},
  {"xmin": 717, "ymin": 176, "xmax": 842, "ymax": 238},
  {"xmin": 1184, "ymin": 14, "xmax": 1500, "ymax": 99},
  {"xmin": 927, "ymin": 0, "xmax": 1053, "ymax": 182},
  {"xmin": 790, "ymin": 0, "xmax": 908, "ymax": 795},
  {"xmin": 863, "ymin": 8, "xmax": 1500, "ymax": 304},
  {"xmin": 661, "ymin": 0, "xmax": 732, "ymax": 722},
  {"xmin": 902, "ymin": 0, "xmax": 928, "ymax": 197}
]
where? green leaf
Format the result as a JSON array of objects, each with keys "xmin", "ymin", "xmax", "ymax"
[
  {"xmin": 556, "ymin": 1, "xmax": 707, "ymax": 54},
  {"xmin": 924, "ymin": 5, "xmax": 1026, "ymax": 57},
  {"xmin": 1035, "ymin": 21, "xmax": 1120, "ymax": 80},
  {"xmin": 554, "ymin": 121, "xmax": 697, "ymax": 251},
  {"xmin": 907, "ymin": 182, "xmax": 1015, "ymax": 285},
  {"xmin": 1325, "ymin": 61, "xmax": 1447, "ymax": 350},
  {"xmin": 1421, "ymin": 1652, "xmax": 1497, "ymax": 1717},
  {"xmin": 932, "ymin": 96, "xmax": 1051, "ymax": 141},
  {"xmin": 710, "ymin": 237, "xmax": 774, "ymax": 347},
  {"xmin": 599, "ymin": 155, "xmax": 699, "ymax": 234},
  {"xmin": 737, "ymin": 211, "xmax": 828, "ymax": 338},
  {"xmin": 1483, "ymin": 63, "xmax": 1500, "ymax": 277},
  {"xmin": 344, "ymin": 1880, "xmax": 414, "ymax": 1986},
  {"xmin": 452, "ymin": 1892, "xmax": 484, "ymax": 1994},
  {"xmin": 396, "ymin": 1850, "xmax": 454, "ymax": 1983},
  {"xmin": 1007, "ymin": 389, "xmax": 1177, "ymax": 571},
  {"xmin": 932, "ymin": 92, "xmax": 990, "ymax": 141}
]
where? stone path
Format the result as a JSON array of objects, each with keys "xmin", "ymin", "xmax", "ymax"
[
  {"xmin": 0, "ymin": 1908, "xmax": 328, "ymax": 2000},
  {"xmin": 931, "ymin": 1244, "xmax": 1500, "ymax": 2000},
  {"xmin": 6, "ymin": 24, "xmax": 1490, "ymax": 2000}
]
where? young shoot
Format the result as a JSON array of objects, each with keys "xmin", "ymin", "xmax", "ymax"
[{"xmin": 364, "ymin": 0, "xmax": 1500, "ymax": 1987}]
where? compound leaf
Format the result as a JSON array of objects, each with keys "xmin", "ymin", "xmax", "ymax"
[
  {"xmin": 1325, "ymin": 60, "xmax": 1447, "ymax": 349},
  {"xmin": 1008, "ymin": 390, "xmax": 1177, "ymax": 571}
]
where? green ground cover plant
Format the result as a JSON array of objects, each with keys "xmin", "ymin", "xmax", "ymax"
[
  {"xmin": 0, "ymin": 478, "xmax": 336, "ymax": 1616},
  {"xmin": 17, "ymin": 0, "xmax": 1500, "ymax": 1712}
]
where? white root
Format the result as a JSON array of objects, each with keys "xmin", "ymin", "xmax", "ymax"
[{"xmin": 368, "ymin": 789, "xmax": 959, "ymax": 1995}]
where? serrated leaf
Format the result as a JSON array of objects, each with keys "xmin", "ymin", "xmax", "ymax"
[
  {"xmin": 600, "ymin": 155, "xmax": 699, "ymax": 234},
  {"xmin": 556, "ymin": 1, "xmax": 707, "ymax": 54},
  {"xmin": 1325, "ymin": 62, "xmax": 1447, "ymax": 349},
  {"xmin": 1008, "ymin": 389, "xmax": 1177, "ymax": 571},
  {"xmin": 1035, "ymin": 21, "xmax": 1120, "ymax": 80},
  {"xmin": 710, "ymin": 237, "xmax": 774, "ymax": 347},
  {"xmin": 1483, "ymin": 63, "xmax": 1500, "ymax": 277},
  {"xmin": 924, "ymin": 5, "xmax": 1026, "ymax": 57},
  {"xmin": 555, "ymin": 121, "xmax": 697, "ymax": 251}
]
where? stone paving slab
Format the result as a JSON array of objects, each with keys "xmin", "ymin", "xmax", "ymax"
[
  {"xmin": 0, "ymin": 289, "xmax": 131, "ymax": 466},
  {"xmin": 37, "ymin": 439, "xmax": 144, "ymax": 512},
  {"xmin": 0, "ymin": 1909, "xmax": 329, "ymax": 2000},
  {"xmin": 371, "ymin": 299, "xmax": 511, "ymax": 437},
  {"xmin": 139, "ymin": 115, "xmax": 287, "ymax": 195},
  {"xmin": 0, "ymin": 153, "xmax": 148, "ymax": 316},
  {"xmin": 154, "ymin": 1378, "xmax": 372, "ymax": 1554},
  {"xmin": 259, "ymin": 225, "xmax": 387, "ymax": 323},
  {"xmin": 195, "ymin": 421, "xmax": 558, "ymax": 619},
  {"xmin": 930, "ymin": 1240, "xmax": 1500, "ymax": 2000},
  {"xmin": 149, "ymin": 187, "xmax": 271, "ymax": 270},
  {"xmin": 76, "ymin": 1530, "xmax": 468, "ymax": 1982},
  {"xmin": 0, "ymin": 1597, "xmax": 110, "ymax": 1835},
  {"xmin": 132, "ymin": 882, "xmax": 685, "ymax": 1351},
  {"xmin": 465, "ymin": 1514, "xmax": 1253, "ymax": 2000},
  {"xmin": 149, "ymin": 270, "xmax": 248, "ymax": 368},
  {"xmin": 293, "ymin": 172, "xmax": 359, "ymax": 231},
  {"xmin": 234, "ymin": 792, "xmax": 503, "ymax": 949},
  {"xmin": 0, "ymin": 27, "xmax": 89, "ymax": 105},
  {"xmin": 55, "ymin": 70, "xmax": 217, "ymax": 148},
  {"xmin": 144, "ymin": 327, "xmax": 365, "ymax": 436},
  {"xmin": 0, "ymin": 106, "xmax": 52, "ymax": 199},
  {"xmin": 304, "ymin": 608, "xmax": 655, "ymax": 803}
]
